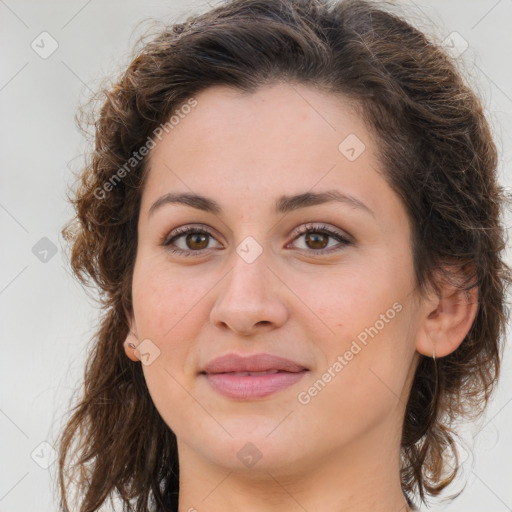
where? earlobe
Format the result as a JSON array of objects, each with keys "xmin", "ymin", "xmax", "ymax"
[
  {"xmin": 124, "ymin": 314, "xmax": 141, "ymax": 362},
  {"xmin": 416, "ymin": 283, "xmax": 478, "ymax": 359}
]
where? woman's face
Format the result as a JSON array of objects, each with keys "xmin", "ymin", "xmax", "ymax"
[{"xmin": 130, "ymin": 83, "xmax": 423, "ymax": 477}]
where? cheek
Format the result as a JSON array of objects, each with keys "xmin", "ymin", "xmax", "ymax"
[
  {"xmin": 142, "ymin": 363, "xmax": 202, "ymax": 437},
  {"xmin": 131, "ymin": 267, "xmax": 206, "ymax": 402},
  {"xmin": 134, "ymin": 270, "xmax": 209, "ymax": 431},
  {"xmin": 297, "ymin": 309, "xmax": 416, "ymax": 444},
  {"xmin": 292, "ymin": 255, "xmax": 415, "ymax": 399},
  {"xmin": 132, "ymin": 258, "xmax": 204, "ymax": 336},
  {"xmin": 287, "ymin": 257, "xmax": 405, "ymax": 339}
]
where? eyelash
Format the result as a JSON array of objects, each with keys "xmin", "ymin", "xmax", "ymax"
[{"xmin": 162, "ymin": 223, "xmax": 352, "ymax": 257}]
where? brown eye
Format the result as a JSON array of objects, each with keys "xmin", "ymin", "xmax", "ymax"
[
  {"xmin": 185, "ymin": 232, "xmax": 209, "ymax": 250},
  {"xmin": 163, "ymin": 225, "xmax": 222, "ymax": 257},
  {"xmin": 304, "ymin": 232, "xmax": 329, "ymax": 250},
  {"xmin": 290, "ymin": 223, "xmax": 352, "ymax": 255}
]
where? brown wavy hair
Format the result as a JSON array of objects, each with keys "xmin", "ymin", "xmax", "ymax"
[{"xmin": 58, "ymin": 0, "xmax": 511, "ymax": 510}]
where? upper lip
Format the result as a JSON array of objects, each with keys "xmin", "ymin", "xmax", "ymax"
[{"xmin": 201, "ymin": 353, "xmax": 309, "ymax": 374}]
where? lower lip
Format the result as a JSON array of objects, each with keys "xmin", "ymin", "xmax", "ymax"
[{"xmin": 203, "ymin": 371, "xmax": 308, "ymax": 399}]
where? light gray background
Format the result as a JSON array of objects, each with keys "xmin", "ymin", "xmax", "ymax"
[{"xmin": 1, "ymin": 1, "xmax": 511, "ymax": 511}]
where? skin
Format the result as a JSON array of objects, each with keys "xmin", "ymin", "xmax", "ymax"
[{"xmin": 125, "ymin": 82, "xmax": 478, "ymax": 512}]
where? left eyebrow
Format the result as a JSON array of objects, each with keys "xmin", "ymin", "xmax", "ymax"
[
  {"xmin": 147, "ymin": 189, "xmax": 374, "ymax": 218},
  {"xmin": 275, "ymin": 190, "xmax": 374, "ymax": 217}
]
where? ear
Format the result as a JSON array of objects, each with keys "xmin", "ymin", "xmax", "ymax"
[
  {"xmin": 415, "ymin": 268, "xmax": 478, "ymax": 359},
  {"xmin": 123, "ymin": 312, "xmax": 141, "ymax": 362}
]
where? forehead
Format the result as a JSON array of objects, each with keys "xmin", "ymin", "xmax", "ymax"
[
  {"xmin": 151, "ymin": 83, "xmax": 366, "ymax": 162},
  {"xmin": 140, "ymin": 83, "xmax": 398, "ymax": 223}
]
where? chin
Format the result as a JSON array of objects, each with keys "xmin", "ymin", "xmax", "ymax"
[{"xmin": 210, "ymin": 426, "xmax": 307, "ymax": 471}]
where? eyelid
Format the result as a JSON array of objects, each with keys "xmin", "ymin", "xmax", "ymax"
[{"xmin": 288, "ymin": 222, "xmax": 353, "ymax": 244}]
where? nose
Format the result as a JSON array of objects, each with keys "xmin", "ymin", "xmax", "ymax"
[{"xmin": 209, "ymin": 247, "xmax": 289, "ymax": 336}]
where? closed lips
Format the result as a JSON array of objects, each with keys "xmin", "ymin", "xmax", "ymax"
[
  {"xmin": 200, "ymin": 353, "xmax": 309, "ymax": 375},
  {"xmin": 223, "ymin": 370, "xmax": 285, "ymax": 376},
  {"xmin": 201, "ymin": 352, "xmax": 310, "ymax": 400}
]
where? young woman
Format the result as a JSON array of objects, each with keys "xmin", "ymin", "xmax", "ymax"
[{"xmin": 58, "ymin": 0, "xmax": 511, "ymax": 511}]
